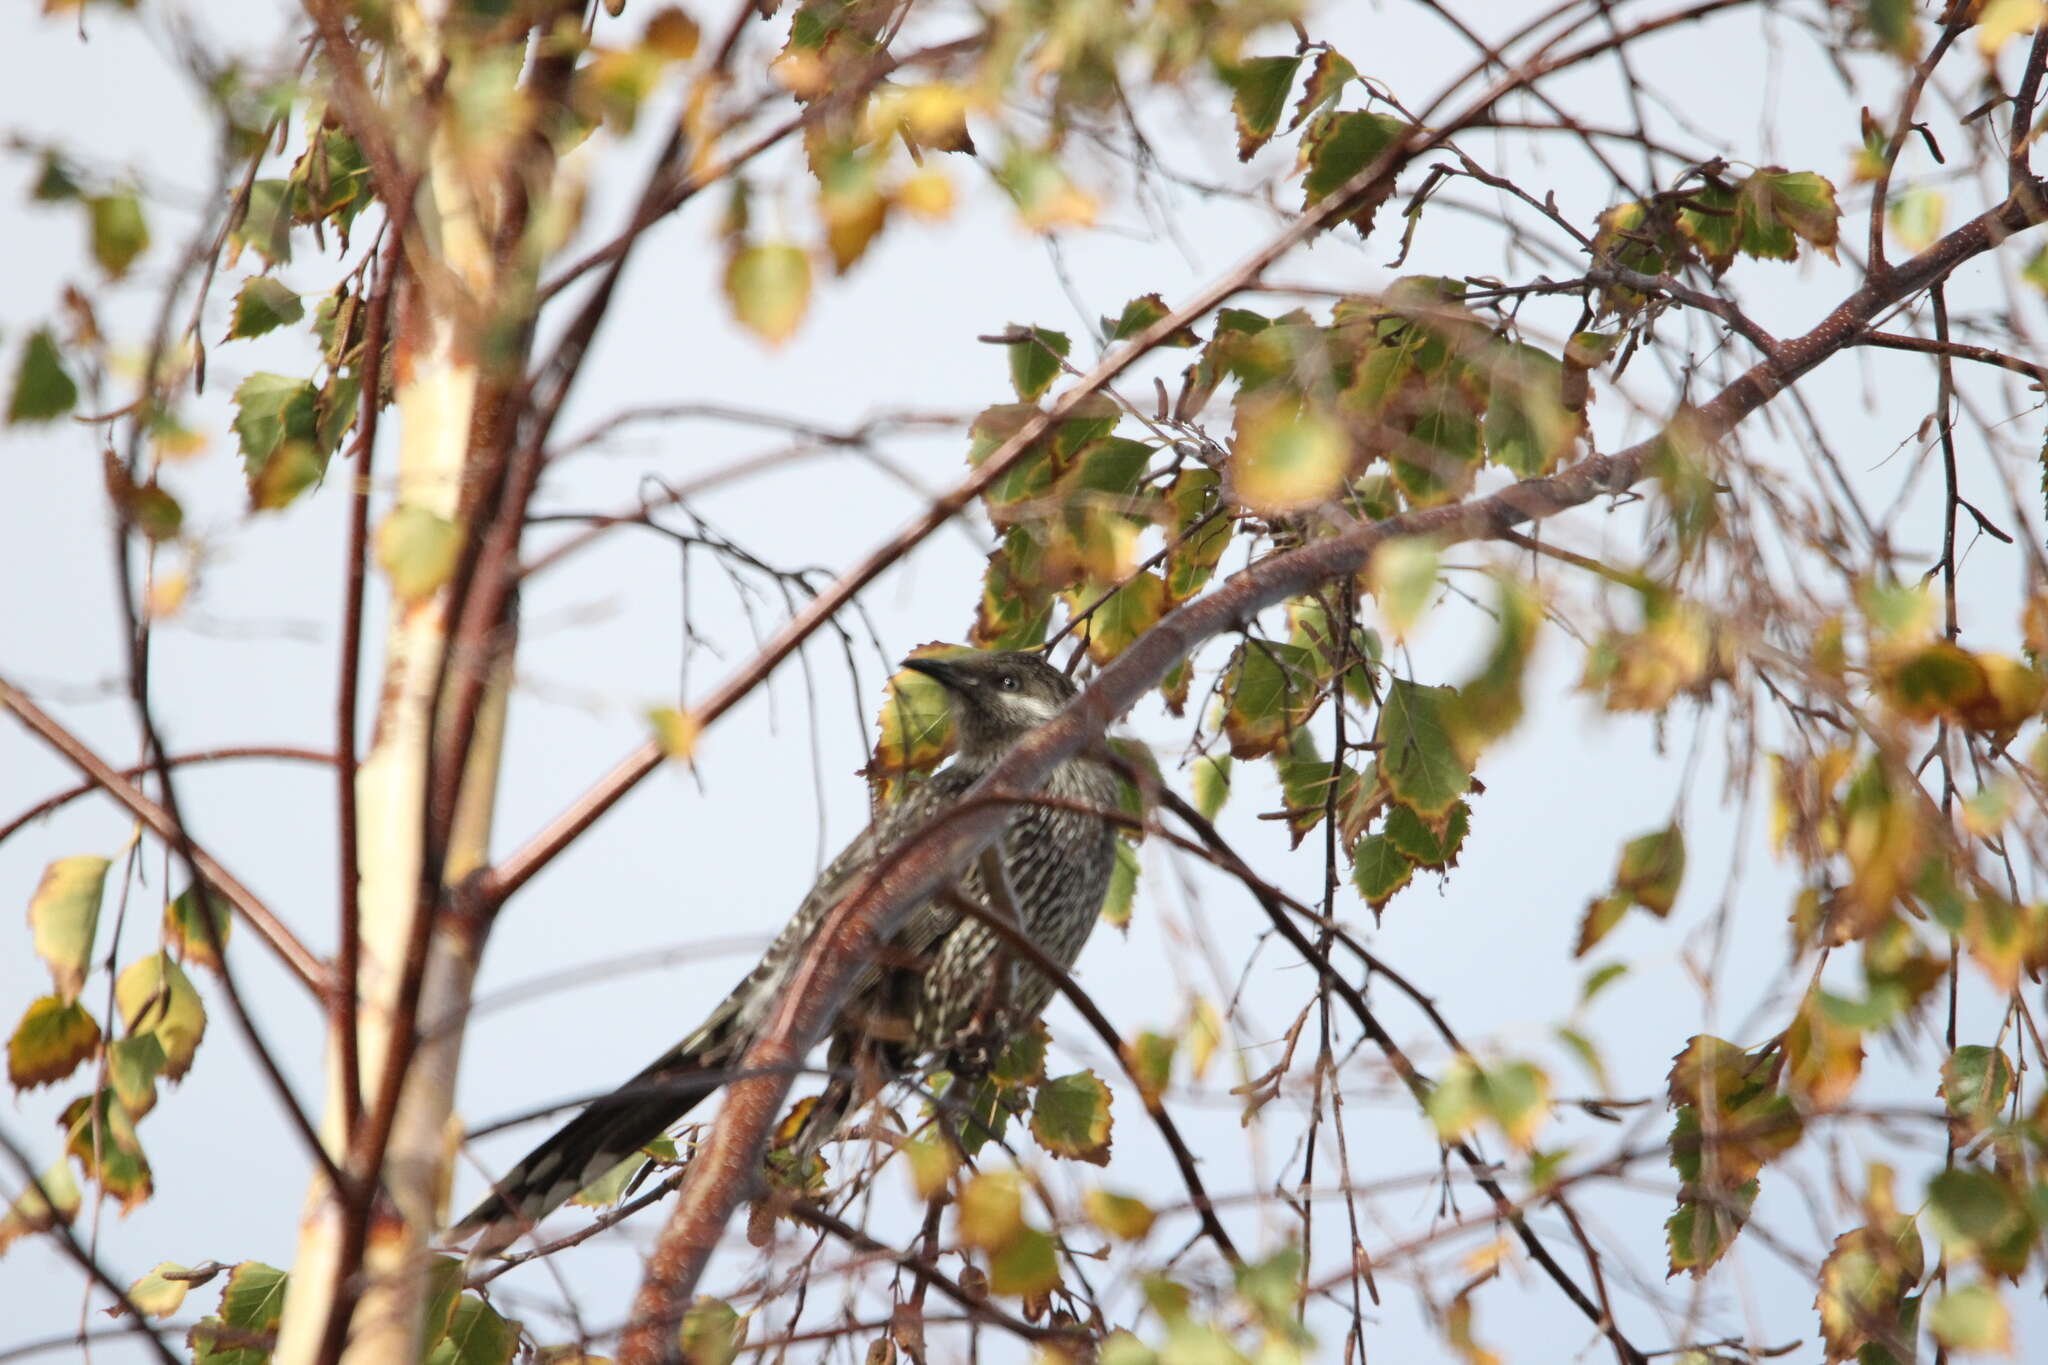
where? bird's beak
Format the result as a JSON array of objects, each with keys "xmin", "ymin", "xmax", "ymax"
[{"xmin": 902, "ymin": 656, "xmax": 971, "ymax": 692}]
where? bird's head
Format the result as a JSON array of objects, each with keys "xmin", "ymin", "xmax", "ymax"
[{"xmin": 901, "ymin": 650, "xmax": 1078, "ymax": 761}]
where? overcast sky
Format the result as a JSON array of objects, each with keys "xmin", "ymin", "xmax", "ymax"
[{"xmin": 3, "ymin": 1, "xmax": 2044, "ymax": 1360}]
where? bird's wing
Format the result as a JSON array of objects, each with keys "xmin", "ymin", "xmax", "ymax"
[{"xmin": 731, "ymin": 765, "xmax": 985, "ymax": 1037}]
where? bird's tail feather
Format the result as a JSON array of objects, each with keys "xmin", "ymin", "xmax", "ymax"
[{"xmin": 453, "ymin": 1017, "xmax": 735, "ymax": 1254}]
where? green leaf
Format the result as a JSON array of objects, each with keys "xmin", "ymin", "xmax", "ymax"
[
  {"xmin": 107, "ymin": 1032, "xmax": 165, "ymax": 1118},
  {"xmin": 1029, "ymin": 1070, "xmax": 1114, "ymax": 1164},
  {"xmin": 1218, "ymin": 56, "xmax": 1300, "ymax": 160},
  {"xmin": 1581, "ymin": 962, "xmax": 1629, "ymax": 1004},
  {"xmin": 1006, "ymin": 325, "xmax": 1070, "ymax": 401},
  {"xmin": 1925, "ymin": 1168, "xmax": 2035, "ymax": 1275},
  {"xmin": 1300, "ymin": 110, "xmax": 1408, "ymax": 235},
  {"xmin": 1928, "ymin": 1283, "xmax": 2011, "ymax": 1352},
  {"xmin": 1100, "ymin": 838, "xmax": 1140, "ymax": 930},
  {"xmin": 418, "ymin": 1256, "xmax": 465, "ymax": 1354},
  {"xmin": 988, "ymin": 1226, "xmax": 1060, "ymax": 1297},
  {"xmin": 1350, "ymin": 832, "xmax": 1413, "ymax": 909},
  {"xmin": 1382, "ymin": 800, "xmax": 1468, "ymax": 869},
  {"xmin": 1124, "ymin": 1031, "xmax": 1174, "ymax": 1107},
  {"xmin": 570, "ymin": 1137, "xmax": 677, "ymax": 1208},
  {"xmin": 724, "ymin": 244, "xmax": 812, "ymax": 345},
  {"xmin": 32, "ymin": 152, "xmax": 80, "ymax": 202},
  {"xmin": 60, "ymin": 1091, "xmax": 151, "ymax": 1211},
  {"xmin": 1616, "ymin": 825, "xmax": 1686, "ymax": 915},
  {"xmin": 116, "ymin": 952, "xmax": 206, "ymax": 1081},
  {"xmin": 231, "ymin": 179, "xmax": 294, "ymax": 266},
  {"xmin": 1676, "ymin": 180, "xmax": 1741, "ymax": 272},
  {"xmin": 1288, "ymin": 48, "xmax": 1357, "ymax": 132},
  {"xmin": 1389, "ymin": 403, "xmax": 1482, "ymax": 508},
  {"xmin": 1666, "ymin": 1177, "xmax": 1757, "ymax": 1275},
  {"xmin": 88, "ymin": 192, "xmax": 150, "ymax": 277},
  {"xmin": 1165, "ymin": 467, "xmax": 1230, "ymax": 603},
  {"xmin": 1865, "ymin": 0, "xmax": 1921, "ymax": 59},
  {"xmin": 1742, "ymin": 170, "xmax": 1839, "ymax": 259},
  {"xmin": 1379, "ymin": 679, "xmax": 1469, "ymax": 817},
  {"xmin": 1484, "ymin": 343, "xmax": 1575, "ymax": 476},
  {"xmin": 1367, "ymin": 538, "xmax": 1438, "ymax": 641},
  {"xmin": 376, "ymin": 505, "xmax": 465, "ymax": 605},
  {"xmin": 28, "ymin": 855, "xmax": 108, "ymax": 1001},
  {"xmin": 1191, "ymin": 754, "xmax": 1232, "ymax": 819},
  {"xmin": 231, "ymin": 372, "xmax": 323, "ymax": 510},
  {"xmin": 7, "ymin": 995, "xmax": 101, "ymax": 1089},
  {"xmin": 1102, "ymin": 293, "xmax": 1196, "ymax": 347},
  {"xmin": 1941, "ymin": 1046, "xmax": 2016, "ymax": 1133},
  {"xmin": 423, "ymin": 1293, "xmax": 521, "ymax": 1365},
  {"xmin": 672, "ymin": 1296, "xmax": 742, "ymax": 1365},
  {"xmin": 7, "ymin": 329, "xmax": 79, "ymax": 424},
  {"xmin": 992, "ymin": 1021, "xmax": 1048, "ymax": 1090},
  {"xmin": 1072, "ymin": 571, "xmax": 1165, "ymax": 664},
  {"xmin": 1221, "ymin": 640, "xmax": 1319, "ymax": 758},
  {"xmin": 227, "ymin": 276, "xmax": 304, "ymax": 340},
  {"xmin": 165, "ymin": 884, "xmax": 232, "ymax": 973}
]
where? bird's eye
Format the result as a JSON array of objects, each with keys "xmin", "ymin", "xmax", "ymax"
[{"xmin": 998, "ymin": 673, "xmax": 1019, "ymax": 691}]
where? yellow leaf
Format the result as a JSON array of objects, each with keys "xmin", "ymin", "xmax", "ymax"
[
  {"xmin": 1976, "ymin": 0, "xmax": 2044, "ymax": 55},
  {"xmin": 1231, "ymin": 399, "xmax": 1349, "ymax": 514},
  {"xmin": 724, "ymin": 244, "xmax": 812, "ymax": 346},
  {"xmin": 648, "ymin": 706, "xmax": 700, "ymax": 761},
  {"xmin": 897, "ymin": 168, "xmax": 955, "ymax": 222},
  {"xmin": 957, "ymin": 1171, "xmax": 1023, "ymax": 1250}
]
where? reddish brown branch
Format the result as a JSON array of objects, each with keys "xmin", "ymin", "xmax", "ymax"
[
  {"xmin": 0, "ymin": 677, "xmax": 330, "ymax": 994},
  {"xmin": 0, "ymin": 745, "xmax": 334, "ymax": 848}
]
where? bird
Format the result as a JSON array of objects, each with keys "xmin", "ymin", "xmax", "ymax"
[{"xmin": 453, "ymin": 649, "xmax": 1120, "ymax": 1253}]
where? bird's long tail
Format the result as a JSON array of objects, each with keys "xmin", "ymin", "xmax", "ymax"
[{"xmin": 452, "ymin": 1016, "xmax": 736, "ymax": 1254}]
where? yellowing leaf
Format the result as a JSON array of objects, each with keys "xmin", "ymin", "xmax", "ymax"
[
  {"xmin": 88, "ymin": 192, "xmax": 150, "ymax": 278},
  {"xmin": 164, "ymin": 884, "xmax": 231, "ymax": 973},
  {"xmin": 115, "ymin": 952, "xmax": 206, "ymax": 1081},
  {"xmin": 1030, "ymin": 1070, "xmax": 1113, "ymax": 1164},
  {"xmin": 28, "ymin": 854, "xmax": 108, "ymax": 1001},
  {"xmin": 127, "ymin": 1263, "xmax": 194, "ymax": 1319},
  {"xmin": 1888, "ymin": 187, "xmax": 1944, "ymax": 252},
  {"xmin": 1367, "ymin": 538, "xmax": 1438, "ymax": 641},
  {"xmin": 724, "ymin": 244, "xmax": 812, "ymax": 345},
  {"xmin": 376, "ymin": 505, "xmax": 464, "ymax": 605},
  {"xmin": 672, "ymin": 1296, "xmax": 742, "ymax": 1365},
  {"xmin": 1219, "ymin": 56, "xmax": 1301, "ymax": 161},
  {"xmin": 987, "ymin": 1226, "xmax": 1060, "ymax": 1297},
  {"xmin": 0, "ymin": 1160, "xmax": 79, "ymax": 1255},
  {"xmin": 1231, "ymin": 400, "xmax": 1348, "ymax": 513},
  {"xmin": 7, "ymin": 995, "xmax": 101, "ymax": 1089}
]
